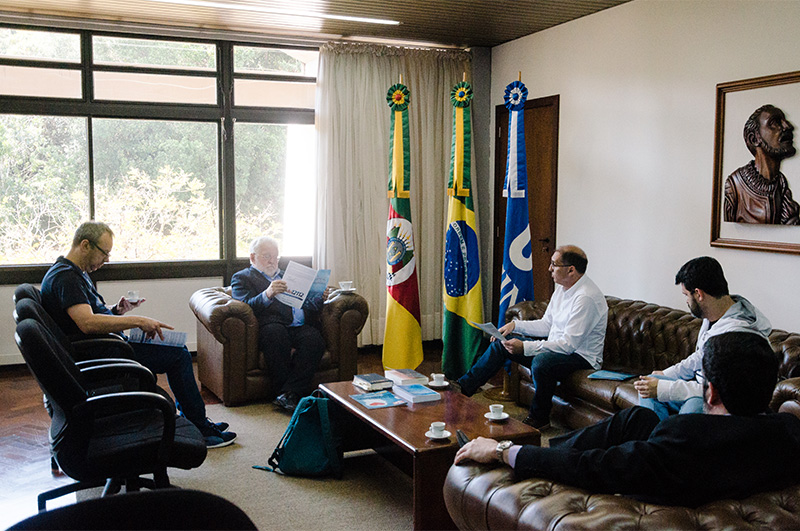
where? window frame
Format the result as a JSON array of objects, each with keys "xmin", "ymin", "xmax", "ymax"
[{"xmin": 0, "ymin": 25, "xmax": 317, "ymax": 286}]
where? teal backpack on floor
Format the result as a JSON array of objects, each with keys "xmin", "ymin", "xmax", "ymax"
[{"xmin": 256, "ymin": 391, "xmax": 342, "ymax": 478}]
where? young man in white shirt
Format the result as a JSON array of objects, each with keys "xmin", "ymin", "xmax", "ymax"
[{"xmin": 457, "ymin": 245, "xmax": 608, "ymax": 429}]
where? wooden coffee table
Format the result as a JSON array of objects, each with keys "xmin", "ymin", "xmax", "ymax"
[{"xmin": 319, "ymin": 381, "xmax": 540, "ymax": 530}]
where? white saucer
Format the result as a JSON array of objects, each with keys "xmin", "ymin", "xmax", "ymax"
[
  {"xmin": 340, "ymin": 287, "xmax": 357, "ymax": 292},
  {"xmin": 425, "ymin": 429, "xmax": 451, "ymax": 440},
  {"xmin": 428, "ymin": 380, "xmax": 449, "ymax": 388},
  {"xmin": 484, "ymin": 412, "xmax": 510, "ymax": 421},
  {"xmin": 127, "ymin": 298, "xmax": 140, "ymax": 304}
]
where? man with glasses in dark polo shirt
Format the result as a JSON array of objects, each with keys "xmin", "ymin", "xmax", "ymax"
[{"xmin": 41, "ymin": 221, "xmax": 236, "ymax": 449}]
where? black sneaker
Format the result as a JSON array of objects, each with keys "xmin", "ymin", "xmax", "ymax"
[
  {"xmin": 199, "ymin": 420, "xmax": 237, "ymax": 449},
  {"xmin": 207, "ymin": 417, "xmax": 229, "ymax": 432}
]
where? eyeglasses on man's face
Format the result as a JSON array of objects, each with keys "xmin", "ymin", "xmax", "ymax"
[
  {"xmin": 90, "ymin": 241, "xmax": 111, "ymax": 258},
  {"xmin": 550, "ymin": 261, "xmax": 569, "ymax": 268}
]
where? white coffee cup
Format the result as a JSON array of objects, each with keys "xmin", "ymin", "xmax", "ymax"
[
  {"xmin": 339, "ymin": 280, "xmax": 354, "ymax": 290},
  {"xmin": 431, "ymin": 373, "xmax": 446, "ymax": 385},
  {"xmin": 126, "ymin": 290, "xmax": 140, "ymax": 303},
  {"xmin": 430, "ymin": 421, "xmax": 446, "ymax": 437},
  {"xmin": 489, "ymin": 404, "xmax": 504, "ymax": 418}
]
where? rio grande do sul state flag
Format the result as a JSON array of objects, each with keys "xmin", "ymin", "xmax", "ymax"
[
  {"xmin": 442, "ymin": 81, "xmax": 485, "ymax": 379},
  {"xmin": 382, "ymin": 82, "xmax": 423, "ymax": 370},
  {"xmin": 498, "ymin": 80, "xmax": 534, "ymax": 326}
]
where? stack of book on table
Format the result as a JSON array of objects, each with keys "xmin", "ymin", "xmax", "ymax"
[
  {"xmin": 393, "ymin": 384, "xmax": 441, "ymax": 404},
  {"xmin": 384, "ymin": 368, "xmax": 428, "ymax": 387},
  {"xmin": 352, "ymin": 373, "xmax": 393, "ymax": 391}
]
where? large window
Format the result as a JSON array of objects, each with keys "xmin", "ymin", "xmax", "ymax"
[
  {"xmin": 234, "ymin": 123, "xmax": 315, "ymax": 257},
  {"xmin": 0, "ymin": 115, "xmax": 88, "ymax": 265},
  {"xmin": 92, "ymin": 118, "xmax": 219, "ymax": 261},
  {"xmin": 0, "ymin": 27, "xmax": 318, "ymax": 280}
]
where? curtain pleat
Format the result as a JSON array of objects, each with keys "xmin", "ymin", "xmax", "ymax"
[{"xmin": 315, "ymin": 43, "xmax": 472, "ymax": 345}]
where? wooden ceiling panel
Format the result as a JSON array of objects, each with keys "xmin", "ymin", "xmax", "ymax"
[{"xmin": 0, "ymin": 0, "xmax": 630, "ymax": 47}]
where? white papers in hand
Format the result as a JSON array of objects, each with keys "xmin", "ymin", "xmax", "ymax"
[
  {"xmin": 274, "ymin": 261, "xmax": 317, "ymax": 309},
  {"xmin": 470, "ymin": 321, "xmax": 507, "ymax": 341}
]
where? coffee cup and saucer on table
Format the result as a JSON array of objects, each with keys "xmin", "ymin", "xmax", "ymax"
[
  {"xmin": 325, "ymin": 281, "xmax": 357, "ymax": 304},
  {"xmin": 484, "ymin": 403, "xmax": 509, "ymax": 421},
  {"xmin": 428, "ymin": 372, "xmax": 449, "ymax": 389},
  {"xmin": 426, "ymin": 421, "xmax": 451, "ymax": 440}
]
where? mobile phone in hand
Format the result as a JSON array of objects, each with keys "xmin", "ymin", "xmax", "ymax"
[{"xmin": 456, "ymin": 429, "xmax": 470, "ymax": 448}]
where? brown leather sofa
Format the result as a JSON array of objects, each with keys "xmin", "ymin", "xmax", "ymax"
[
  {"xmin": 509, "ymin": 296, "xmax": 800, "ymax": 429},
  {"xmin": 443, "ymin": 296, "xmax": 800, "ymax": 529},
  {"xmin": 189, "ymin": 287, "xmax": 369, "ymax": 406}
]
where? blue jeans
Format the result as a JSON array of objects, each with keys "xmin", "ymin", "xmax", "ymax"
[
  {"xmin": 458, "ymin": 341, "xmax": 592, "ymax": 425},
  {"xmin": 130, "ymin": 342, "xmax": 206, "ymax": 428},
  {"xmin": 638, "ymin": 374, "xmax": 704, "ymax": 421}
]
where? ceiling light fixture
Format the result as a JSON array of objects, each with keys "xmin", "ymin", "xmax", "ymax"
[{"xmin": 140, "ymin": 0, "xmax": 400, "ymax": 25}]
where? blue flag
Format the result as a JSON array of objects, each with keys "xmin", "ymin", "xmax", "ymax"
[{"xmin": 497, "ymin": 81, "xmax": 534, "ymax": 326}]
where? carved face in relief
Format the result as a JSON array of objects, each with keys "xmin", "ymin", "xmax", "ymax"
[{"xmin": 745, "ymin": 105, "xmax": 796, "ymax": 159}]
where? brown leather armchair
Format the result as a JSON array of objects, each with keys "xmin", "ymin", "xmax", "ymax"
[{"xmin": 189, "ymin": 287, "xmax": 368, "ymax": 406}]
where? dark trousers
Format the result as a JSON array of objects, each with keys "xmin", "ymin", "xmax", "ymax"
[
  {"xmin": 259, "ymin": 322, "xmax": 325, "ymax": 396},
  {"xmin": 549, "ymin": 406, "xmax": 660, "ymax": 450},
  {"xmin": 458, "ymin": 341, "xmax": 591, "ymax": 424},
  {"xmin": 130, "ymin": 342, "xmax": 206, "ymax": 428}
]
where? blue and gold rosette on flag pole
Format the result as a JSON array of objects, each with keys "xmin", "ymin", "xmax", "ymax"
[
  {"xmin": 497, "ymin": 80, "xmax": 534, "ymax": 326},
  {"xmin": 383, "ymin": 82, "xmax": 423, "ymax": 370},
  {"xmin": 442, "ymin": 80, "xmax": 486, "ymax": 379}
]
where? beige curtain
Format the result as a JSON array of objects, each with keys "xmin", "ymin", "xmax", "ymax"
[{"xmin": 315, "ymin": 43, "xmax": 472, "ymax": 345}]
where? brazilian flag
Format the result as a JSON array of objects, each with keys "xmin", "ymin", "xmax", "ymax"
[{"xmin": 442, "ymin": 81, "xmax": 486, "ymax": 379}]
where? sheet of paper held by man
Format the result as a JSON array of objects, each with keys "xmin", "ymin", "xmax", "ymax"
[
  {"xmin": 470, "ymin": 321, "xmax": 508, "ymax": 342},
  {"xmin": 275, "ymin": 261, "xmax": 331, "ymax": 309}
]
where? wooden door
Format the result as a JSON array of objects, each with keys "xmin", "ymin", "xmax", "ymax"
[{"xmin": 491, "ymin": 95, "xmax": 559, "ymax": 324}]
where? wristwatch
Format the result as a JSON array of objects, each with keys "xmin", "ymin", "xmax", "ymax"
[{"xmin": 496, "ymin": 440, "xmax": 513, "ymax": 463}]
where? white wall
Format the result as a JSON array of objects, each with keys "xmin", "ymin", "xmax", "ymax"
[
  {"xmin": 1, "ymin": 277, "xmax": 222, "ymax": 365},
  {"xmin": 489, "ymin": 0, "xmax": 800, "ymax": 332}
]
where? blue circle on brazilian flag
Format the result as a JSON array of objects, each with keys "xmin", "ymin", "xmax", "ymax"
[
  {"xmin": 444, "ymin": 220, "xmax": 480, "ymax": 297},
  {"xmin": 387, "ymin": 237, "xmax": 406, "ymax": 266}
]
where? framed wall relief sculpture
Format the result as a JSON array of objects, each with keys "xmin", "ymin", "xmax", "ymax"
[{"xmin": 711, "ymin": 70, "xmax": 800, "ymax": 254}]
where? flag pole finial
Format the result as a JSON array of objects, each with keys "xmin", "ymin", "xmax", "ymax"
[
  {"xmin": 462, "ymin": 72, "xmax": 466, "ymax": 82},
  {"xmin": 518, "ymin": 71, "xmax": 522, "ymax": 82},
  {"xmin": 400, "ymin": 73, "xmax": 403, "ymax": 84}
]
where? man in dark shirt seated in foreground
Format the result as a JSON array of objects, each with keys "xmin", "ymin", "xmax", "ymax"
[
  {"xmin": 41, "ymin": 221, "xmax": 236, "ymax": 449},
  {"xmin": 454, "ymin": 331, "xmax": 800, "ymax": 507}
]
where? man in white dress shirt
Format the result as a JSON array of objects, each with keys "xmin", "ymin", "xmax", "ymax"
[{"xmin": 457, "ymin": 245, "xmax": 608, "ymax": 429}]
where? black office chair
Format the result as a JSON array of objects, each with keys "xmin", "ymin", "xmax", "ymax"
[
  {"xmin": 13, "ymin": 283, "xmax": 43, "ymax": 305},
  {"xmin": 7, "ymin": 488, "xmax": 257, "ymax": 530},
  {"xmin": 14, "ymin": 297, "xmax": 141, "ymax": 472},
  {"xmin": 14, "ymin": 283, "xmax": 134, "ymax": 358},
  {"xmin": 13, "ymin": 297, "xmax": 135, "ymax": 361},
  {"xmin": 14, "ymin": 319, "xmax": 207, "ymax": 511}
]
